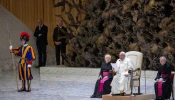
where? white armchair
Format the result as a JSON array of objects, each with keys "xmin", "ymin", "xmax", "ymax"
[{"xmin": 126, "ymin": 51, "xmax": 143, "ymax": 94}]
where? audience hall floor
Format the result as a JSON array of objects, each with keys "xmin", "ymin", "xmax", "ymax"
[
  {"xmin": 0, "ymin": 67, "xmax": 101, "ymax": 100},
  {"xmin": 0, "ymin": 66, "xmax": 172, "ymax": 100}
]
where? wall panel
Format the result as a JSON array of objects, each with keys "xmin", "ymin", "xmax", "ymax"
[{"xmin": 0, "ymin": 0, "xmax": 85, "ymax": 47}]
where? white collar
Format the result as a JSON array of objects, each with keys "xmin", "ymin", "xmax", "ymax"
[
  {"xmin": 23, "ymin": 44, "xmax": 28, "ymax": 47},
  {"xmin": 119, "ymin": 57, "xmax": 127, "ymax": 62},
  {"xmin": 40, "ymin": 24, "xmax": 43, "ymax": 28}
]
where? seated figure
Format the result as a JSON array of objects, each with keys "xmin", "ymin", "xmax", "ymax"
[
  {"xmin": 90, "ymin": 54, "xmax": 113, "ymax": 98},
  {"xmin": 110, "ymin": 52, "xmax": 134, "ymax": 96},
  {"xmin": 154, "ymin": 56, "xmax": 172, "ymax": 100}
]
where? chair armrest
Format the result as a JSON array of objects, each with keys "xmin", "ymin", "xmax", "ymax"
[
  {"xmin": 132, "ymin": 76, "xmax": 140, "ymax": 80},
  {"xmin": 128, "ymin": 68, "xmax": 140, "ymax": 73},
  {"xmin": 110, "ymin": 70, "xmax": 116, "ymax": 76}
]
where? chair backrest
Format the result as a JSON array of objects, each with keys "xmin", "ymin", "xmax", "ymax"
[{"xmin": 126, "ymin": 51, "xmax": 143, "ymax": 76}]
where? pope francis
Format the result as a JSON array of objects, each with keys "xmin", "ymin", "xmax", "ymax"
[{"xmin": 111, "ymin": 52, "xmax": 134, "ymax": 96}]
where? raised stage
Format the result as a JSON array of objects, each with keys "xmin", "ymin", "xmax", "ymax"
[{"xmin": 102, "ymin": 94, "xmax": 155, "ymax": 100}]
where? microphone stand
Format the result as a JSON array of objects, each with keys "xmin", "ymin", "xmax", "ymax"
[{"xmin": 144, "ymin": 67, "xmax": 146, "ymax": 94}]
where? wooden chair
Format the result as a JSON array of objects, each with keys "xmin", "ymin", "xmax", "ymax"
[
  {"xmin": 170, "ymin": 73, "xmax": 175, "ymax": 100},
  {"xmin": 126, "ymin": 51, "xmax": 143, "ymax": 95}
]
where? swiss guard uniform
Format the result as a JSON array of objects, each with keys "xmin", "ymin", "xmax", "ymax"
[{"xmin": 10, "ymin": 32, "xmax": 36, "ymax": 92}]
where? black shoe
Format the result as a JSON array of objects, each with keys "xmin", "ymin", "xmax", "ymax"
[
  {"xmin": 120, "ymin": 93, "xmax": 124, "ymax": 96},
  {"xmin": 26, "ymin": 89, "xmax": 31, "ymax": 92},
  {"xmin": 96, "ymin": 92, "xmax": 102, "ymax": 98},
  {"xmin": 18, "ymin": 88, "xmax": 26, "ymax": 92},
  {"xmin": 90, "ymin": 95, "xmax": 96, "ymax": 98},
  {"xmin": 35, "ymin": 65, "xmax": 42, "ymax": 68},
  {"xmin": 112, "ymin": 93, "xmax": 120, "ymax": 96},
  {"xmin": 42, "ymin": 64, "xmax": 46, "ymax": 66},
  {"xmin": 97, "ymin": 95, "xmax": 102, "ymax": 98}
]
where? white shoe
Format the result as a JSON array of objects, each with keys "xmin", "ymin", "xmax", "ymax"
[{"xmin": 109, "ymin": 92, "xmax": 113, "ymax": 95}]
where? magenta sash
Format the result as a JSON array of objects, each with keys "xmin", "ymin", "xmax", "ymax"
[
  {"xmin": 99, "ymin": 72, "xmax": 109, "ymax": 92},
  {"xmin": 158, "ymin": 82, "xmax": 163, "ymax": 96},
  {"xmin": 157, "ymin": 74, "xmax": 167, "ymax": 96},
  {"xmin": 103, "ymin": 72, "xmax": 109, "ymax": 76}
]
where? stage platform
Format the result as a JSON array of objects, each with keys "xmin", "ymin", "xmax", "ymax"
[{"xmin": 102, "ymin": 94, "xmax": 155, "ymax": 100}]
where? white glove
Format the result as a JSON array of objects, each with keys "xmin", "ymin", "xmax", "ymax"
[
  {"xmin": 9, "ymin": 45, "xmax": 13, "ymax": 50},
  {"xmin": 27, "ymin": 61, "xmax": 32, "ymax": 67},
  {"xmin": 28, "ymin": 64, "xmax": 31, "ymax": 67},
  {"xmin": 38, "ymin": 34, "xmax": 42, "ymax": 37}
]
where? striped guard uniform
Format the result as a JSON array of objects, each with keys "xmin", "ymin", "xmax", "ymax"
[{"xmin": 12, "ymin": 44, "xmax": 36, "ymax": 80}]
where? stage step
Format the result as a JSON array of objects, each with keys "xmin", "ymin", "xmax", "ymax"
[{"xmin": 102, "ymin": 94, "xmax": 155, "ymax": 100}]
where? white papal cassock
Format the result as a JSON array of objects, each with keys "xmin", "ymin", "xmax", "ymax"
[{"xmin": 111, "ymin": 57, "xmax": 134, "ymax": 94}]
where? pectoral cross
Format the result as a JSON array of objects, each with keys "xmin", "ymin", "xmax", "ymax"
[{"xmin": 39, "ymin": 26, "xmax": 42, "ymax": 30}]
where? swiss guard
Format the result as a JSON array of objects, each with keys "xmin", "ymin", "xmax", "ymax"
[{"xmin": 9, "ymin": 32, "xmax": 36, "ymax": 92}]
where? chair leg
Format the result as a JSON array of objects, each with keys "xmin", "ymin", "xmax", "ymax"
[
  {"xmin": 139, "ymin": 79, "xmax": 141, "ymax": 94},
  {"xmin": 130, "ymin": 83, "xmax": 133, "ymax": 95},
  {"xmin": 130, "ymin": 79, "xmax": 133, "ymax": 95},
  {"xmin": 138, "ymin": 86, "xmax": 140, "ymax": 94}
]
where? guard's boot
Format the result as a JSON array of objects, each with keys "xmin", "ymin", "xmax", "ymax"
[
  {"xmin": 26, "ymin": 80, "xmax": 31, "ymax": 92},
  {"xmin": 18, "ymin": 80, "xmax": 26, "ymax": 92}
]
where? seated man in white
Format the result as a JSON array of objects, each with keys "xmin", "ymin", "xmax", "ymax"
[{"xmin": 111, "ymin": 51, "xmax": 134, "ymax": 96}]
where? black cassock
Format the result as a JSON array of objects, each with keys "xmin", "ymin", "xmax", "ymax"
[
  {"xmin": 154, "ymin": 62, "xmax": 172, "ymax": 99},
  {"xmin": 91, "ymin": 62, "xmax": 113, "ymax": 98}
]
